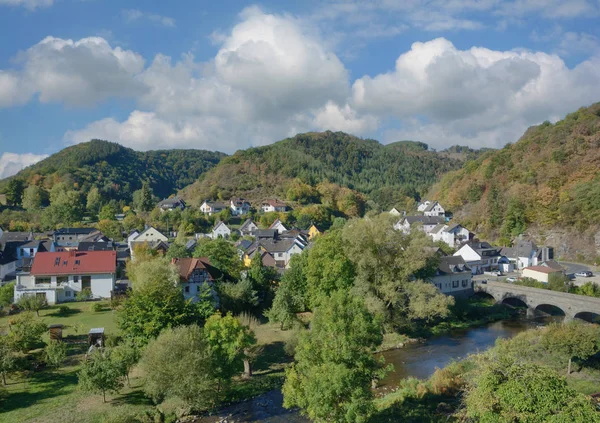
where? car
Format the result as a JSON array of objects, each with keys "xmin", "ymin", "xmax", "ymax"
[
  {"xmin": 506, "ymin": 277, "xmax": 517, "ymax": 282},
  {"xmin": 484, "ymin": 271, "xmax": 503, "ymax": 276},
  {"xmin": 575, "ymin": 271, "xmax": 593, "ymax": 277}
]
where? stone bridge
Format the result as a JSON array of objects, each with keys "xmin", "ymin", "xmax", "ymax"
[{"xmin": 474, "ymin": 281, "xmax": 600, "ymax": 322}]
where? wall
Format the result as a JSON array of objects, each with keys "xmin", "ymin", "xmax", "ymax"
[
  {"xmin": 430, "ymin": 273, "xmax": 473, "ymax": 297},
  {"xmin": 522, "ymin": 268, "xmax": 551, "ymax": 283},
  {"xmin": 91, "ymin": 273, "xmax": 115, "ymax": 298}
]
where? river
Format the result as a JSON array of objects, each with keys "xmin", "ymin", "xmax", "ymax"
[{"xmin": 196, "ymin": 316, "xmax": 560, "ymax": 422}]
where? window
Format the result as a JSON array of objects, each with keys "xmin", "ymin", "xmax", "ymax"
[
  {"xmin": 184, "ymin": 286, "xmax": 190, "ymax": 293},
  {"xmin": 57, "ymin": 276, "xmax": 68, "ymax": 285},
  {"xmin": 452, "ymin": 280, "xmax": 459, "ymax": 288},
  {"xmin": 65, "ymin": 291, "xmax": 72, "ymax": 297},
  {"xmin": 197, "ymin": 285, "xmax": 201, "ymax": 292},
  {"xmin": 75, "ymin": 260, "xmax": 80, "ymax": 265},
  {"xmin": 35, "ymin": 277, "xmax": 51, "ymax": 285},
  {"xmin": 81, "ymin": 276, "xmax": 91, "ymax": 290},
  {"xmin": 20, "ymin": 249, "xmax": 24, "ymax": 256},
  {"xmin": 29, "ymin": 248, "xmax": 34, "ymax": 256},
  {"xmin": 462, "ymin": 280, "xmax": 468, "ymax": 287},
  {"xmin": 73, "ymin": 276, "xmax": 79, "ymax": 283},
  {"xmin": 55, "ymin": 258, "xmax": 60, "ymax": 265}
]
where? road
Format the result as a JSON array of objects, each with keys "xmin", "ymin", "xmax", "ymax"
[{"xmin": 472, "ymin": 262, "xmax": 600, "ymax": 287}]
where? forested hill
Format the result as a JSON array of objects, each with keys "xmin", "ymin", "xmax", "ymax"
[
  {"xmin": 429, "ymin": 102, "xmax": 600, "ymax": 243},
  {"xmin": 0, "ymin": 140, "xmax": 226, "ymax": 200},
  {"xmin": 181, "ymin": 131, "xmax": 480, "ymax": 209}
]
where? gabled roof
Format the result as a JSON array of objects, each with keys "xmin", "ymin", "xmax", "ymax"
[
  {"xmin": 171, "ymin": 257, "xmax": 220, "ymax": 282},
  {"xmin": 157, "ymin": 197, "xmax": 185, "ymax": 208},
  {"xmin": 404, "ymin": 216, "xmax": 445, "ymax": 225},
  {"xmin": 262, "ymin": 199, "xmax": 287, "ymax": 207},
  {"xmin": 231, "ymin": 198, "xmax": 250, "ymax": 207},
  {"xmin": 236, "ymin": 239, "xmax": 253, "ymax": 251},
  {"xmin": 31, "ymin": 251, "xmax": 116, "ymax": 276},
  {"xmin": 423, "ymin": 201, "xmax": 442, "ymax": 212},
  {"xmin": 255, "ymin": 229, "xmax": 277, "ymax": 240},
  {"xmin": 257, "ymin": 238, "xmax": 302, "ymax": 254},
  {"xmin": 269, "ymin": 219, "xmax": 287, "ymax": 230},
  {"xmin": 55, "ymin": 228, "xmax": 98, "ymax": 236},
  {"xmin": 78, "ymin": 241, "xmax": 115, "ymax": 252},
  {"xmin": 133, "ymin": 226, "xmax": 167, "ymax": 241},
  {"xmin": 202, "ymin": 200, "xmax": 226, "ymax": 209},
  {"xmin": 0, "ymin": 231, "xmax": 35, "ymax": 243},
  {"xmin": 444, "ymin": 223, "xmax": 468, "ymax": 233},
  {"xmin": 540, "ymin": 260, "xmax": 564, "ymax": 271},
  {"xmin": 437, "ymin": 256, "xmax": 471, "ymax": 275},
  {"xmin": 430, "ymin": 224, "xmax": 447, "ymax": 235},
  {"xmin": 213, "ymin": 221, "xmax": 230, "ymax": 232},
  {"xmin": 185, "ymin": 239, "xmax": 197, "ymax": 251},
  {"xmin": 240, "ymin": 219, "xmax": 258, "ymax": 232}
]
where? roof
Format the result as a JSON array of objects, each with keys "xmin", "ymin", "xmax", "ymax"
[
  {"xmin": 231, "ymin": 198, "xmax": 250, "ymax": 206},
  {"xmin": 257, "ymin": 238, "xmax": 301, "ymax": 254},
  {"xmin": 404, "ymin": 216, "xmax": 445, "ymax": 225},
  {"xmin": 437, "ymin": 256, "xmax": 471, "ymax": 275},
  {"xmin": 0, "ymin": 232, "xmax": 35, "ymax": 243},
  {"xmin": 236, "ymin": 239, "xmax": 253, "ymax": 251},
  {"xmin": 262, "ymin": 199, "xmax": 287, "ymax": 207},
  {"xmin": 540, "ymin": 260, "xmax": 564, "ymax": 271},
  {"xmin": 444, "ymin": 223, "xmax": 468, "ymax": 233},
  {"xmin": 269, "ymin": 219, "xmax": 287, "ymax": 230},
  {"xmin": 185, "ymin": 239, "xmax": 197, "ymax": 251},
  {"xmin": 55, "ymin": 228, "xmax": 98, "ymax": 235},
  {"xmin": 31, "ymin": 251, "xmax": 117, "ymax": 276},
  {"xmin": 430, "ymin": 224, "xmax": 446, "ymax": 235},
  {"xmin": 78, "ymin": 242, "xmax": 115, "ymax": 252},
  {"xmin": 255, "ymin": 229, "xmax": 277, "ymax": 239},
  {"xmin": 157, "ymin": 197, "xmax": 185, "ymax": 208},
  {"xmin": 171, "ymin": 257, "xmax": 220, "ymax": 282},
  {"xmin": 240, "ymin": 219, "xmax": 257, "ymax": 231},
  {"xmin": 202, "ymin": 200, "xmax": 226, "ymax": 209},
  {"xmin": 213, "ymin": 221, "xmax": 230, "ymax": 231},
  {"xmin": 523, "ymin": 265, "xmax": 562, "ymax": 274},
  {"xmin": 423, "ymin": 201, "xmax": 439, "ymax": 212}
]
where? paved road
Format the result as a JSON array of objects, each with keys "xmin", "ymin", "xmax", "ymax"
[{"xmin": 558, "ymin": 261, "xmax": 591, "ymax": 276}]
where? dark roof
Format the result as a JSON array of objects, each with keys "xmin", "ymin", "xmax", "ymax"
[
  {"xmin": 203, "ymin": 200, "xmax": 226, "ymax": 209},
  {"xmin": 236, "ymin": 239, "xmax": 253, "ymax": 251},
  {"xmin": 437, "ymin": 256, "xmax": 471, "ymax": 275},
  {"xmin": 404, "ymin": 216, "xmax": 445, "ymax": 225},
  {"xmin": 185, "ymin": 239, "xmax": 197, "ymax": 251},
  {"xmin": 262, "ymin": 199, "xmax": 287, "ymax": 207},
  {"xmin": 255, "ymin": 229, "xmax": 277, "ymax": 240},
  {"xmin": 0, "ymin": 232, "xmax": 34, "ymax": 243},
  {"xmin": 231, "ymin": 198, "xmax": 250, "ymax": 206},
  {"xmin": 444, "ymin": 223, "xmax": 468, "ymax": 233},
  {"xmin": 157, "ymin": 197, "xmax": 186, "ymax": 208},
  {"xmin": 31, "ymin": 251, "xmax": 117, "ymax": 276},
  {"xmin": 257, "ymin": 238, "xmax": 300, "ymax": 254},
  {"xmin": 78, "ymin": 242, "xmax": 115, "ymax": 252},
  {"xmin": 466, "ymin": 241, "xmax": 502, "ymax": 256},
  {"xmin": 55, "ymin": 228, "xmax": 98, "ymax": 235},
  {"xmin": 541, "ymin": 260, "xmax": 564, "ymax": 271},
  {"xmin": 423, "ymin": 201, "xmax": 439, "ymax": 212}
]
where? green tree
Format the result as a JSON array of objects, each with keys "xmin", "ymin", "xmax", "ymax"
[
  {"xmin": 575, "ymin": 281, "xmax": 600, "ymax": 298},
  {"xmin": 204, "ymin": 313, "xmax": 256, "ymax": 386},
  {"xmin": 283, "ymin": 292, "xmax": 385, "ymax": 423},
  {"xmin": 0, "ymin": 282, "xmax": 15, "ymax": 307},
  {"xmin": 4, "ymin": 179, "xmax": 25, "ymax": 207},
  {"xmin": 218, "ymin": 279, "xmax": 259, "ymax": 315},
  {"xmin": 8, "ymin": 312, "xmax": 47, "ymax": 352},
  {"xmin": 193, "ymin": 238, "xmax": 241, "ymax": 278},
  {"xmin": 166, "ymin": 242, "xmax": 191, "ymax": 261},
  {"xmin": 304, "ymin": 230, "xmax": 355, "ymax": 308},
  {"xmin": 112, "ymin": 341, "xmax": 141, "ymax": 387},
  {"xmin": 246, "ymin": 254, "xmax": 279, "ymax": 309},
  {"xmin": 22, "ymin": 185, "xmax": 44, "ymax": 211},
  {"xmin": 463, "ymin": 359, "xmax": 600, "ymax": 423},
  {"xmin": 96, "ymin": 219, "xmax": 122, "ymax": 241},
  {"xmin": 122, "ymin": 213, "xmax": 145, "ymax": 233},
  {"xmin": 45, "ymin": 340, "xmax": 68, "ymax": 369},
  {"xmin": 86, "ymin": 187, "xmax": 102, "ymax": 215},
  {"xmin": 267, "ymin": 254, "xmax": 307, "ymax": 329},
  {"xmin": 78, "ymin": 349, "xmax": 124, "ymax": 403},
  {"xmin": 17, "ymin": 294, "xmax": 46, "ymax": 317},
  {"xmin": 541, "ymin": 321, "xmax": 600, "ymax": 374},
  {"xmin": 140, "ymin": 325, "xmax": 221, "ymax": 410},
  {"xmin": 98, "ymin": 203, "xmax": 118, "ymax": 221},
  {"xmin": 140, "ymin": 182, "xmax": 154, "ymax": 212},
  {"xmin": 0, "ymin": 336, "xmax": 17, "ymax": 385},
  {"xmin": 501, "ymin": 198, "xmax": 527, "ymax": 239}
]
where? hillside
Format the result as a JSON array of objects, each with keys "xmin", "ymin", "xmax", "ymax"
[
  {"xmin": 0, "ymin": 140, "xmax": 226, "ymax": 200},
  {"xmin": 181, "ymin": 131, "xmax": 478, "ymax": 208},
  {"xmin": 429, "ymin": 103, "xmax": 600, "ymax": 252}
]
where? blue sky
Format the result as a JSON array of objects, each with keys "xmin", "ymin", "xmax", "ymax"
[{"xmin": 1, "ymin": 0, "xmax": 600, "ymax": 177}]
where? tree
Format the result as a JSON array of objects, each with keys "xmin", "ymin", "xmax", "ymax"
[
  {"xmin": 283, "ymin": 292, "xmax": 385, "ymax": 423},
  {"xmin": 122, "ymin": 213, "xmax": 145, "ymax": 233},
  {"xmin": 22, "ymin": 185, "xmax": 44, "ymax": 211},
  {"xmin": 463, "ymin": 359, "xmax": 600, "ymax": 423},
  {"xmin": 0, "ymin": 282, "xmax": 15, "ymax": 308},
  {"xmin": 304, "ymin": 230, "xmax": 355, "ymax": 308},
  {"xmin": 204, "ymin": 313, "xmax": 256, "ymax": 387},
  {"xmin": 166, "ymin": 242, "xmax": 191, "ymax": 261},
  {"xmin": 78, "ymin": 349, "xmax": 124, "ymax": 403},
  {"xmin": 111, "ymin": 341, "xmax": 141, "ymax": 387},
  {"xmin": 140, "ymin": 182, "xmax": 154, "ymax": 212},
  {"xmin": 218, "ymin": 279, "xmax": 259, "ymax": 315},
  {"xmin": 98, "ymin": 203, "xmax": 118, "ymax": 221},
  {"xmin": 45, "ymin": 340, "xmax": 67, "ymax": 369},
  {"xmin": 140, "ymin": 325, "xmax": 221, "ymax": 410},
  {"xmin": 4, "ymin": 179, "xmax": 24, "ymax": 207},
  {"xmin": 541, "ymin": 321, "xmax": 600, "ymax": 374},
  {"xmin": 267, "ymin": 254, "xmax": 307, "ymax": 329},
  {"xmin": 246, "ymin": 254, "xmax": 279, "ymax": 309},
  {"xmin": 501, "ymin": 198, "xmax": 527, "ymax": 239},
  {"xmin": 17, "ymin": 294, "xmax": 46, "ymax": 317},
  {"xmin": 193, "ymin": 238, "xmax": 241, "ymax": 278},
  {"xmin": 86, "ymin": 187, "xmax": 102, "ymax": 215},
  {"xmin": 96, "ymin": 219, "xmax": 122, "ymax": 241},
  {"xmin": 0, "ymin": 336, "xmax": 17, "ymax": 385},
  {"xmin": 8, "ymin": 312, "xmax": 47, "ymax": 352}
]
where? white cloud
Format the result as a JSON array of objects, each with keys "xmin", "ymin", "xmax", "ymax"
[
  {"xmin": 313, "ymin": 102, "xmax": 379, "ymax": 134},
  {"xmin": 0, "ymin": 0, "xmax": 53, "ymax": 10},
  {"xmin": 0, "ymin": 152, "xmax": 48, "ymax": 178},
  {"xmin": 122, "ymin": 9, "xmax": 176, "ymax": 28},
  {"xmin": 0, "ymin": 36, "xmax": 146, "ymax": 107}
]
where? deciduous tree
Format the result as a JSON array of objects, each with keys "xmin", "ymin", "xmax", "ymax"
[{"xmin": 78, "ymin": 349, "xmax": 124, "ymax": 403}]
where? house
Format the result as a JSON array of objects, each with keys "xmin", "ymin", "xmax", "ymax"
[
  {"xmin": 500, "ymin": 239, "xmax": 554, "ymax": 270},
  {"xmin": 157, "ymin": 197, "xmax": 186, "ymax": 212},
  {"xmin": 245, "ymin": 238, "xmax": 304, "ymax": 269},
  {"xmin": 14, "ymin": 250, "xmax": 117, "ymax": 304},
  {"xmin": 171, "ymin": 257, "xmax": 220, "ymax": 304},
  {"xmin": 417, "ymin": 200, "xmax": 432, "ymax": 212},
  {"xmin": 261, "ymin": 199, "xmax": 288, "ymax": 213},
  {"xmin": 429, "ymin": 223, "xmax": 474, "ymax": 248},
  {"xmin": 308, "ymin": 224, "xmax": 322, "ymax": 240},
  {"xmin": 522, "ymin": 265, "xmax": 564, "ymax": 283},
  {"xmin": 127, "ymin": 230, "xmax": 140, "ymax": 244},
  {"xmin": 269, "ymin": 219, "xmax": 288, "ymax": 234},
  {"xmin": 185, "ymin": 239, "xmax": 197, "ymax": 253},
  {"xmin": 453, "ymin": 241, "xmax": 503, "ymax": 274},
  {"xmin": 430, "ymin": 256, "xmax": 473, "ymax": 297},
  {"xmin": 53, "ymin": 228, "xmax": 108, "ymax": 250},
  {"xmin": 200, "ymin": 200, "xmax": 226, "ymax": 216},
  {"xmin": 280, "ymin": 229, "xmax": 309, "ymax": 247},
  {"xmin": 540, "ymin": 260, "xmax": 564, "ymax": 272},
  {"xmin": 77, "ymin": 241, "xmax": 115, "ymax": 252},
  {"xmin": 394, "ymin": 216, "xmax": 445, "ymax": 234},
  {"xmin": 128, "ymin": 226, "xmax": 169, "ymax": 260},
  {"xmin": 239, "ymin": 219, "xmax": 259, "ymax": 236},
  {"xmin": 211, "ymin": 221, "xmax": 232, "ymax": 239},
  {"xmin": 389, "ymin": 208, "xmax": 403, "ymax": 216},
  {"xmin": 230, "ymin": 198, "xmax": 251, "ymax": 216},
  {"xmin": 423, "ymin": 201, "xmax": 445, "ymax": 217},
  {"xmin": 0, "ymin": 232, "xmax": 49, "ymax": 282},
  {"xmin": 255, "ymin": 229, "xmax": 278, "ymax": 240}
]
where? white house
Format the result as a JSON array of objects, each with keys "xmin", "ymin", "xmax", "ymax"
[
  {"xmin": 261, "ymin": 199, "xmax": 288, "ymax": 213},
  {"xmin": 172, "ymin": 257, "xmax": 219, "ymax": 305},
  {"xmin": 0, "ymin": 232, "xmax": 51, "ymax": 282},
  {"xmin": 394, "ymin": 216, "xmax": 445, "ymax": 234},
  {"xmin": 423, "ymin": 201, "xmax": 445, "ymax": 217},
  {"xmin": 269, "ymin": 219, "xmax": 288, "ymax": 234},
  {"xmin": 429, "ymin": 223, "xmax": 474, "ymax": 248},
  {"xmin": 522, "ymin": 265, "xmax": 563, "ymax": 283},
  {"xmin": 200, "ymin": 200, "xmax": 226, "ymax": 216},
  {"xmin": 53, "ymin": 228, "xmax": 108, "ymax": 249},
  {"xmin": 417, "ymin": 200, "xmax": 432, "ymax": 212},
  {"xmin": 230, "ymin": 198, "xmax": 251, "ymax": 216},
  {"xmin": 430, "ymin": 256, "xmax": 473, "ymax": 297},
  {"xmin": 247, "ymin": 238, "xmax": 304, "ymax": 269},
  {"xmin": 453, "ymin": 242, "xmax": 503, "ymax": 274},
  {"xmin": 14, "ymin": 251, "xmax": 117, "ymax": 304},
  {"xmin": 157, "ymin": 197, "xmax": 186, "ymax": 212},
  {"xmin": 389, "ymin": 208, "xmax": 403, "ymax": 216},
  {"xmin": 211, "ymin": 221, "xmax": 232, "ymax": 239},
  {"xmin": 128, "ymin": 226, "xmax": 169, "ymax": 260},
  {"xmin": 239, "ymin": 219, "xmax": 259, "ymax": 236},
  {"xmin": 500, "ymin": 240, "xmax": 554, "ymax": 270}
]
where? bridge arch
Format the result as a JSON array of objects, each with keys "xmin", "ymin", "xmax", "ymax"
[
  {"xmin": 501, "ymin": 297, "xmax": 528, "ymax": 309},
  {"xmin": 534, "ymin": 304, "xmax": 566, "ymax": 317},
  {"xmin": 471, "ymin": 291, "xmax": 496, "ymax": 302},
  {"xmin": 574, "ymin": 311, "xmax": 600, "ymax": 324}
]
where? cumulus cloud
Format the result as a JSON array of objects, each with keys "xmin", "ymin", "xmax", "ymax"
[
  {"xmin": 0, "ymin": 0, "xmax": 53, "ymax": 10},
  {"xmin": 0, "ymin": 36, "xmax": 145, "ymax": 107},
  {"xmin": 122, "ymin": 9, "xmax": 176, "ymax": 28},
  {"xmin": 313, "ymin": 102, "xmax": 379, "ymax": 134},
  {"xmin": 0, "ymin": 152, "xmax": 48, "ymax": 178}
]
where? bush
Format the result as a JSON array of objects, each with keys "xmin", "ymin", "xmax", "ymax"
[
  {"xmin": 58, "ymin": 305, "xmax": 70, "ymax": 316},
  {"xmin": 76, "ymin": 288, "xmax": 92, "ymax": 302},
  {"xmin": 92, "ymin": 303, "xmax": 103, "ymax": 313},
  {"xmin": 45, "ymin": 340, "xmax": 68, "ymax": 369}
]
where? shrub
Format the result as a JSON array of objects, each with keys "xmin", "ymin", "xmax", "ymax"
[
  {"xmin": 58, "ymin": 305, "xmax": 70, "ymax": 316},
  {"xmin": 76, "ymin": 288, "xmax": 92, "ymax": 302},
  {"xmin": 45, "ymin": 340, "xmax": 68, "ymax": 369},
  {"xmin": 92, "ymin": 303, "xmax": 103, "ymax": 313}
]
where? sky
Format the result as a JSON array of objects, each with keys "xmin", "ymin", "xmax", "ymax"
[{"xmin": 1, "ymin": 0, "xmax": 600, "ymax": 178}]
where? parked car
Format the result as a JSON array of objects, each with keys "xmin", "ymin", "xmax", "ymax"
[
  {"xmin": 575, "ymin": 271, "xmax": 593, "ymax": 277},
  {"xmin": 506, "ymin": 277, "xmax": 517, "ymax": 283},
  {"xmin": 484, "ymin": 271, "xmax": 503, "ymax": 276}
]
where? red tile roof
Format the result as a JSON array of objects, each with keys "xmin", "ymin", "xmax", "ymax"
[
  {"xmin": 171, "ymin": 257, "xmax": 219, "ymax": 282},
  {"xmin": 31, "ymin": 251, "xmax": 116, "ymax": 276}
]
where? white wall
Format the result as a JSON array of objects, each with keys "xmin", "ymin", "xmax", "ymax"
[
  {"xmin": 14, "ymin": 272, "xmax": 115, "ymax": 304},
  {"xmin": 430, "ymin": 273, "xmax": 472, "ymax": 295}
]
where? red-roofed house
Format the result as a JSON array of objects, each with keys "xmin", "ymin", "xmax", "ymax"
[{"xmin": 14, "ymin": 251, "xmax": 117, "ymax": 304}]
